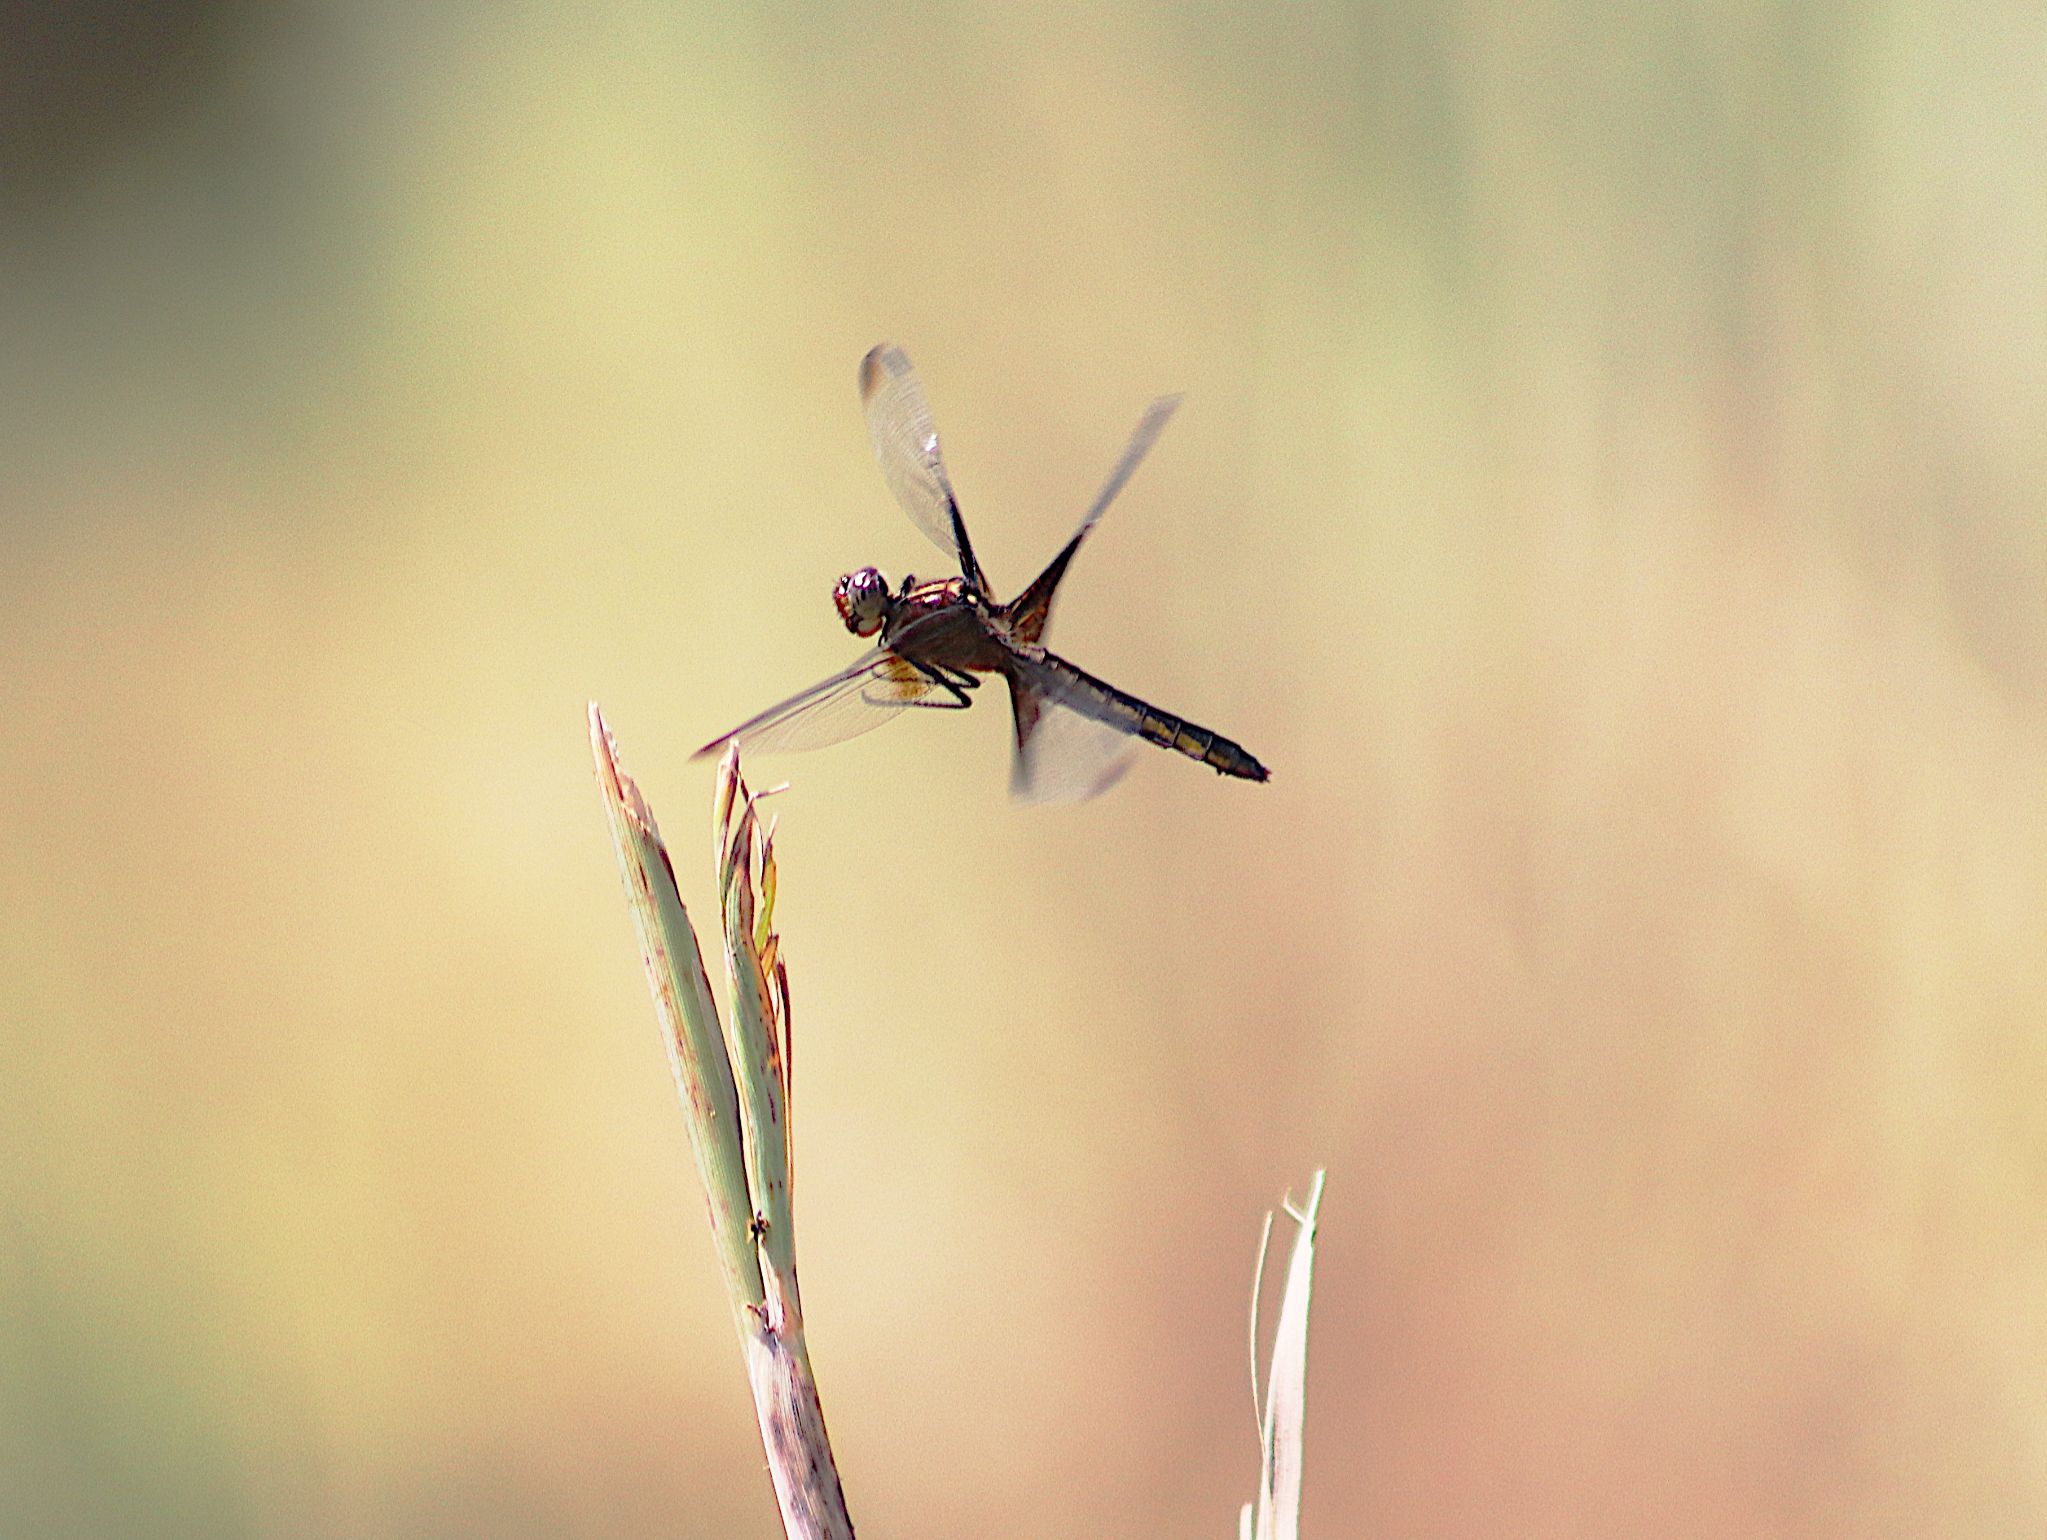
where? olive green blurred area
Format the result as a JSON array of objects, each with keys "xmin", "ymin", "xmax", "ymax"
[{"xmin": 5, "ymin": 2, "xmax": 2045, "ymax": 1536}]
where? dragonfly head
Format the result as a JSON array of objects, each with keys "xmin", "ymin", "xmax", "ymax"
[{"xmin": 834, "ymin": 566, "xmax": 890, "ymax": 637}]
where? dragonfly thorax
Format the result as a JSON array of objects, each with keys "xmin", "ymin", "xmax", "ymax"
[{"xmin": 833, "ymin": 566, "xmax": 890, "ymax": 637}]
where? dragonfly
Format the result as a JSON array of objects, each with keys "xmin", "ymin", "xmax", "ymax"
[{"xmin": 694, "ymin": 344, "xmax": 1269, "ymax": 803}]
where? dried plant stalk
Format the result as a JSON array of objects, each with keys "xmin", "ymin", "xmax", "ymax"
[{"xmin": 1242, "ymin": 1171, "xmax": 1325, "ymax": 1540}]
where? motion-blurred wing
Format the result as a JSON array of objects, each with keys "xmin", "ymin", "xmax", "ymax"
[
  {"xmin": 693, "ymin": 647, "xmax": 935, "ymax": 759},
  {"xmin": 858, "ymin": 343, "xmax": 988, "ymax": 593},
  {"xmin": 1004, "ymin": 655, "xmax": 1142, "ymax": 805},
  {"xmin": 1007, "ymin": 393, "xmax": 1181, "ymax": 647},
  {"xmin": 1078, "ymin": 393, "xmax": 1180, "ymax": 536}
]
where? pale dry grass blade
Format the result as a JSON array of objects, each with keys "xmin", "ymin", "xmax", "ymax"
[{"xmin": 1243, "ymin": 1171, "xmax": 1325, "ymax": 1540}]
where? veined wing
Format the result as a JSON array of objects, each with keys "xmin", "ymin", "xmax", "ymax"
[
  {"xmin": 693, "ymin": 647, "xmax": 936, "ymax": 759},
  {"xmin": 1004, "ymin": 652, "xmax": 1142, "ymax": 805},
  {"xmin": 858, "ymin": 343, "xmax": 988, "ymax": 593}
]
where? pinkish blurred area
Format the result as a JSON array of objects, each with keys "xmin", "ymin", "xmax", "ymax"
[{"xmin": 3, "ymin": 4, "xmax": 2044, "ymax": 1536}]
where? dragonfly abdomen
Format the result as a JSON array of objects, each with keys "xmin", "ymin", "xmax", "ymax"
[
  {"xmin": 1132, "ymin": 704, "xmax": 1268, "ymax": 781},
  {"xmin": 1045, "ymin": 656, "xmax": 1268, "ymax": 783}
]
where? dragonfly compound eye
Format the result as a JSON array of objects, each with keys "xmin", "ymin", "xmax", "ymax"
[{"xmin": 833, "ymin": 567, "xmax": 889, "ymax": 636}]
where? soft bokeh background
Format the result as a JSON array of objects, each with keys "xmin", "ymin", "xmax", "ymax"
[{"xmin": 5, "ymin": 4, "xmax": 2045, "ymax": 1536}]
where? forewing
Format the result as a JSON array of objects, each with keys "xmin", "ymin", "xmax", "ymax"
[
  {"xmin": 858, "ymin": 344, "xmax": 987, "ymax": 591},
  {"xmin": 693, "ymin": 648, "xmax": 934, "ymax": 759},
  {"xmin": 1005, "ymin": 655, "xmax": 1141, "ymax": 805},
  {"xmin": 1077, "ymin": 393, "xmax": 1180, "ymax": 538},
  {"xmin": 1006, "ymin": 393, "xmax": 1182, "ymax": 648}
]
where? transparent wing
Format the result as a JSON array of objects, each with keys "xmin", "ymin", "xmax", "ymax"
[
  {"xmin": 858, "ymin": 343, "xmax": 987, "ymax": 592},
  {"xmin": 1007, "ymin": 393, "xmax": 1181, "ymax": 647},
  {"xmin": 1076, "ymin": 393, "xmax": 1180, "ymax": 541},
  {"xmin": 693, "ymin": 647, "xmax": 936, "ymax": 759},
  {"xmin": 1005, "ymin": 654, "xmax": 1142, "ymax": 805}
]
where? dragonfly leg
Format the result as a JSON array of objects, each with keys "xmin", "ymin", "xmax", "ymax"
[{"xmin": 902, "ymin": 661, "xmax": 980, "ymax": 710}]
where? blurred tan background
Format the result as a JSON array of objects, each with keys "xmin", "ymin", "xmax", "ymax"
[{"xmin": 4, "ymin": 3, "xmax": 2045, "ymax": 1536}]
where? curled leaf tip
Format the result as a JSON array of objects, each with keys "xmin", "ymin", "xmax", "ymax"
[{"xmin": 713, "ymin": 743, "xmax": 742, "ymax": 854}]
